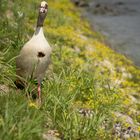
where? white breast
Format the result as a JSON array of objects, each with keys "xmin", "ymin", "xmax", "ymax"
[{"xmin": 16, "ymin": 27, "xmax": 52, "ymax": 81}]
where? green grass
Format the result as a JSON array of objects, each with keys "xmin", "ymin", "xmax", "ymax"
[
  {"xmin": 0, "ymin": 0, "xmax": 140, "ymax": 139},
  {"xmin": 0, "ymin": 67, "xmax": 120, "ymax": 140}
]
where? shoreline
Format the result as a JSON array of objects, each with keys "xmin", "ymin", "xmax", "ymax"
[{"xmin": 79, "ymin": 0, "xmax": 140, "ymax": 66}]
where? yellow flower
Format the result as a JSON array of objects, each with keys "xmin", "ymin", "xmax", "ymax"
[
  {"xmin": 28, "ymin": 101, "xmax": 39, "ymax": 109},
  {"xmin": 55, "ymin": 132, "xmax": 60, "ymax": 137},
  {"xmin": 137, "ymin": 126, "xmax": 140, "ymax": 132}
]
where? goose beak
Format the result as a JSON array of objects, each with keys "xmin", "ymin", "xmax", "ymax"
[{"xmin": 39, "ymin": 1, "xmax": 48, "ymax": 14}]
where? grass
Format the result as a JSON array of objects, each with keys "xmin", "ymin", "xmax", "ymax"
[
  {"xmin": 0, "ymin": 0, "xmax": 140, "ymax": 139},
  {"xmin": 0, "ymin": 68, "xmax": 120, "ymax": 140}
]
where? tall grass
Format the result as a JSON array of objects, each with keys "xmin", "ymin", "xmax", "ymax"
[
  {"xmin": 0, "ymin": 67, "xmax": 120, "ymax": 139},
  {"xmin": 0, "ymin": 0, "xmax": 140, "ymax": 139}
]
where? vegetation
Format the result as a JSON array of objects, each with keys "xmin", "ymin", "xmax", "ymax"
[{"xmin": 0, "ymin": 0, "xmax": 140, "ymax": 139}]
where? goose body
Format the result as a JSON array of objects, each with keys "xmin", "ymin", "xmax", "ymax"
[
  {"xmin": 16, "ymin": 27, "xmax": 51, "ymax": 82},
  {"xmin": 15, "ymin": 1, "xmax": 51, "ymax": 101}
]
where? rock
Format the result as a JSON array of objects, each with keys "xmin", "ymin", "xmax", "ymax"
[
  {"xmin": 93, "ymin": 3, "xmax": 119, "ymax": 16},
  {"xmin": 71, "ymin": 0, "xmax": 89, "ymax": 7},
  {"xmin": 0, "ymin": 84, "xmax": 10, "ymax": 95},
  {"xmin": 120, "ymin": 128, "xmax": 131, "ymax": 139},
  {"xmin": 115, "ymin": 1, "xmax": 124, "ymax": 6},
  {"xmin": 129, "ymin": 95, "xmax": 138, "ymax": 103},
  {"xmin": 112, "ymin": 121, "xmax": 140, "ymax": 139},
  {"xmin": 78, "ymin": 108, "xmax": 94, "ymax": 118},
  {"xmin": 42, "ymin": 134, "xmax": 61, "ymax": 140},
  {"xmin": 114, "ymin": 112, "xmax": 134, "ymax": 125},
  {"xmin": 42, "ymin": 130, "xmax": 62, "ymax": 140}
]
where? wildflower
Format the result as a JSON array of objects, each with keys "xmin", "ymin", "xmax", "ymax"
[
  {"xmin": 17, "ymin": 11, "xmax": 24, "ymax": 18},
  {"xmin": 137, "ymin": 126, "xmax": 140, "ymax": 132},
  {"xmin": 28, "ymin": 101, "xmax": 38, "ymax": 109}
]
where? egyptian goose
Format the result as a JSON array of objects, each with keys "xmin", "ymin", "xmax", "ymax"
[{"xmin": 15, "ymin": 1, "xmax": 51, "ymax": 102}]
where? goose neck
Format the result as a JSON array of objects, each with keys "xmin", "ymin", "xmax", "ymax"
[
  {"xmin": 34, "ymin": 27, "xmax": 44, "ymax": 37},
  {"xmin": 37, "ymin": 13, "xmax": 46, "ymax": 27}
]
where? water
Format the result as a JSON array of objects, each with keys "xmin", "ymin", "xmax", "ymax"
[{"xmin": 83, "ymin": 0, "xmax": 140, "ymax": 66}]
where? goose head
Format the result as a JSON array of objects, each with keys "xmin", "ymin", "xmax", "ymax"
[
  {"xmin": 37, "ymin": 1, "xmax": 48, "ymax": 27},
  {"xmin": 39, "ymin": 1, "xmax": 48, "ymax": 14}
]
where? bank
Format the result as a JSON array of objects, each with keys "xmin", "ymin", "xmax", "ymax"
[{"xmin": 0, "ymin": 0, "xmax": 140, "ymax": 139}]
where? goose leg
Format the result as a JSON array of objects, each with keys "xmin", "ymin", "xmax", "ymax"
[{"xmin": 37, "ymin": 81, "xmax": 42, "ymax": 104}]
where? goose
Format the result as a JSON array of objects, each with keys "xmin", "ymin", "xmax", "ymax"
[{"xmin": 15, "ymin": 1, "xmax": 51, "ymax": 102}]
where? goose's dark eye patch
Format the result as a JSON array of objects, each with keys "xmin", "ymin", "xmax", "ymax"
[
  {"xmin": 38, "ymin": 52, "xmax": 45, "ymax": 57},
  {"xmin": 45, "ymin": 4, "xmax": 48, "ymax": 9}
]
